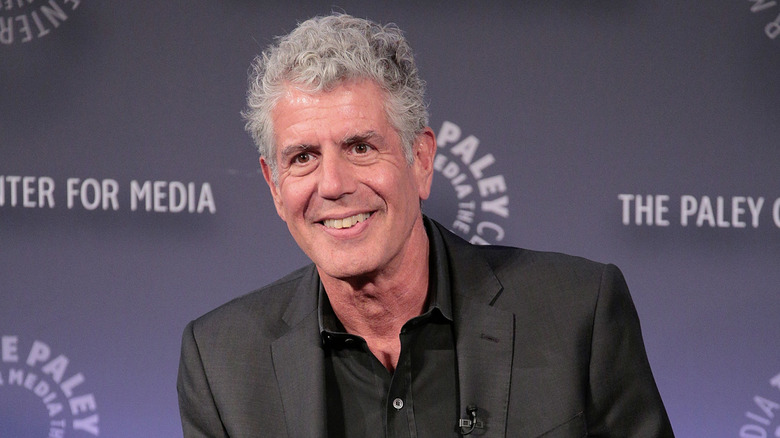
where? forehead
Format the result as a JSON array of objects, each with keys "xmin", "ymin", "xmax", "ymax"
[{"xmin": 270, "ymin": 80, "xmax": 393, "ymax": 148}]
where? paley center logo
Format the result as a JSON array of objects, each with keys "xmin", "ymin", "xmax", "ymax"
[
  {"xmin": 1, "ymin": 0, "xmax": 83, "ymax": 45},
  {"xmin": 1, "ymin": 335, "xmax": 99, "ymax": 436},
  {"xmin": 745, "ymin": 0, "xmax": 780, "ymax": 41},
  {"xmin": 431, "ymin": 121, "xmax": 511, "ymax": 245},
  {"xmin": 739, "ymin": 370, "xmax": 780, "ymax": 438}
]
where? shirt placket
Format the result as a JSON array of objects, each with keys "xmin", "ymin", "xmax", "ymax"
[{"xmin": 385, "ymin": 329, "xmax": 417, "ymax": 438}]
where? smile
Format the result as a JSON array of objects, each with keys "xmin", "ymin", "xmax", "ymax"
[{"xmin": 322, "ymin": 213, "xmax": 371, "ymax": 229}]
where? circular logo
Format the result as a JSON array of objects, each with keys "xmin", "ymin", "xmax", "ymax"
[
  {"xmin": 738, "ymin": 370, "xmax": 780, "ymax": 438},
  {"xmin": 0, "ymin": 335, "xmax": 100, "ymax": 436},
  {"xmin": 428, "ymin": 120, "xmax": 512, "ymax": 245},
  {"xmin": 744, "ymin": 0, "xmax": 780, "ymax": 42},
  {"xmin": 0, "ymin": 0, "xmax": 83, "ymax": 45}
]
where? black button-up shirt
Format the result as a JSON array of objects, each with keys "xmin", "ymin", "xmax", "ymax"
[{"xmin": 319, "ymin": 229, "xmax": 459, "ymax": 438}]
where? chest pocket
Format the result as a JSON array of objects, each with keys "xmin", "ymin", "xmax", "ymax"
[{"xmin": 535, "ymin": 412, "xmax": 586, "ymax": 438}]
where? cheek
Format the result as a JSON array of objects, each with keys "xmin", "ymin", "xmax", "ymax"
[
  {"xmin": 398, "ymin": 173, "xmax": 421, "ymax": 197},
  {"xmin": 361, "ymin": 172, "xmax": 399, "ymax": 204},
  {"xmin": 388, "ymin": 168, "xmax": 421, "ymax": 201},
  {"xmin": 279, "ymin": 180, "xmax": 313, "ymax": 216},
  {"xmin": 365, "ymin": 162, "xmax": 408, "ymax": 188}
]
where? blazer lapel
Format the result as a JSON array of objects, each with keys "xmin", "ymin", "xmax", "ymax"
[
  {"xmin": 433, "ymin": 221, "xmax": 515, "ymax": 437},
  {"xmin": 454, "ymin": 300, "xmax": 515, "ymax": 437},
  {"xmin": 270, "ymin": 267, "xmax": 327, "ymax": 438}
]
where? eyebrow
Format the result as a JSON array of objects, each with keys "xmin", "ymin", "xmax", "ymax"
[
  {"xmin": 341, "ymin": 130, "xmax": 380, "ymax": 145},
  {"xmin": 278, "ymin": 131, "xmax": 383, "ymax": 161}
]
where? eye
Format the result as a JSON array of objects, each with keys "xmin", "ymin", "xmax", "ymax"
[
  {"xmin": 352, "ymin": 143, "xmax": 372, "ymax": 154},
  {"xmin": 292, "ymin": 152, "xmax": 311, "ymax": 164}
]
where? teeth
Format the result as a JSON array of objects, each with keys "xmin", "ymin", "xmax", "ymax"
[{"xmin": 323, "ymin": 213, "xmax": 370, "ymax": 229}]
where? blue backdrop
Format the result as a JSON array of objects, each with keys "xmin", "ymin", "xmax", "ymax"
[{"xmin": 2, "ymin": 1, "xmax": 779, "ymax": 437}]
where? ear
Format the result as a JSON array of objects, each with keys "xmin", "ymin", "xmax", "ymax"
[
  {"xmin": 260, "ymin": 157, "xmax": 286, "ymax": 222},
  {"xmin": 412, "ymin": 127, "xmax": 437, "ymax": 201}
]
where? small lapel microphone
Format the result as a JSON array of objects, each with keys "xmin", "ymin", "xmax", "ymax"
[{"xmin": 458, "ymin": 404, "xmax": 484, "ymax": 435}]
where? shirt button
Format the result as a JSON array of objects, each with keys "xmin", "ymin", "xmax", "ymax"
[{"xmin": 392, "ymin": 398, "xmax": 404, "ymax": 410}]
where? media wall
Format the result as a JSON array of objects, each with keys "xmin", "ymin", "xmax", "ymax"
[{"xmin": 2, "ymin": 1, "xmax": 779, "ymax": 437}]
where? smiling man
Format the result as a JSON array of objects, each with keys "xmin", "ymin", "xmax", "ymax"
[{"xmin": 177, "ymin": 13, "xmax": 674, "ymax": 438}]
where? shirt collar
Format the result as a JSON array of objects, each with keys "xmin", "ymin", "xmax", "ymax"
[{"xmin": 318, "ymin": 216, "xmax": 453, "ymax": 340}]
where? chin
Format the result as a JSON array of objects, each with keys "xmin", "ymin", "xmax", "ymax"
[{"xmin": 315, "ymin": 259, "xmax": 377, "ymax": 282}]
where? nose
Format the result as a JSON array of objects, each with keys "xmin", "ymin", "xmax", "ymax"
[{"xmin": 317, "ymin": 154, "xmax": 356, "ymax": 200}]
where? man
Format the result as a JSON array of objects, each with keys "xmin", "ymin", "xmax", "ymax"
[{"xmin": 177, "ymin": 13, "xmax": 674, "ymax": 437}]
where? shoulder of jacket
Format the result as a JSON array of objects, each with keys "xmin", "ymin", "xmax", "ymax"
[{"xmin": 188, "ymin": 264, "xmax": 316, "ymax": 336}]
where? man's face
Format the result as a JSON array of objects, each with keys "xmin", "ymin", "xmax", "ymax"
[{"xmin": 261, "ymin": 80, "xmax": 436, "ymax": 281}]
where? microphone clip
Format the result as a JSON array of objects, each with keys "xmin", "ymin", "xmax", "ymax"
[{"xmin": 458, "ymin": 405, "xmax": 484, "ymax": 435}]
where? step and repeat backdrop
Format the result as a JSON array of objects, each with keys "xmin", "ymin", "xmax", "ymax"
[{"xmin": 2, "ymin": 1, "xmax": 778, "ymax": 437}]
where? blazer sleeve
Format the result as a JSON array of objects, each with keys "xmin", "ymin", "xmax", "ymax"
[
  {"xmin": 586, "ymin": 264, "xmax": 674, "ymax": 437},
  {"xmin": 177, "ymin": 320, "xmax": 229, "ymax": 438}
]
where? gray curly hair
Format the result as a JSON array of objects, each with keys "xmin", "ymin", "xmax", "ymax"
[{"xmin": 243, "ymin": 13, "xmax": 429, "ymax": 183}]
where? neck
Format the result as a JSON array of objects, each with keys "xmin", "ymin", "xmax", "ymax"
[{"xmin": 319, "ymin": 219, "xmax": 430, "ymax": 371}]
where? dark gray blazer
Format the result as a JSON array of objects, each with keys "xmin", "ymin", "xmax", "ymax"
[{"xmin": 178, "ymin": 220, "xmax": 674, "ymax": 437}]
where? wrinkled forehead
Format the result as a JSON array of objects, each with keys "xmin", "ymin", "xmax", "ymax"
[{"xmin": 269, "ymin": 79, "xmax": 394, "ymax": 152}]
